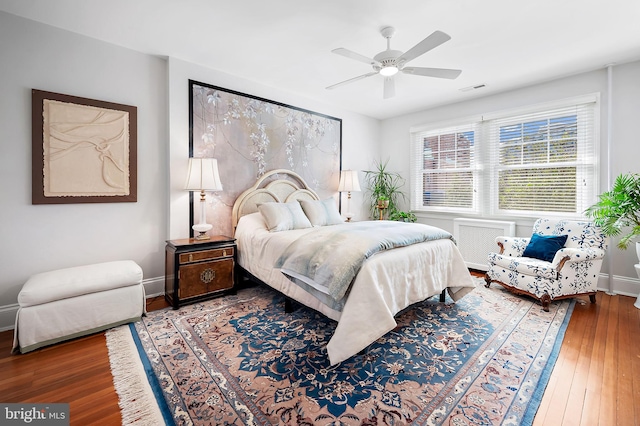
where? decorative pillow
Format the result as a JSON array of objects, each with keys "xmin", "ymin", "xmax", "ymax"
[
  {"xmin": 522, "ymin": 233, "xmax": 568, "ymax": 262},
  {"xmin": 257, "ymin": 202, "xmax": 312, "ymax": 232},
  {"xmin": 299, "ymin": 198, "xmax": 344, "ymax": 226}
]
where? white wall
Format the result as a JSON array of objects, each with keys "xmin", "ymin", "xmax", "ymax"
[
  {"xmin": 0, "ymin": 12, "xmax": 168, "ymax": 328},
  {"xmin": 380, "ymin": 61, "xmax": 640, "ymax": 294}
]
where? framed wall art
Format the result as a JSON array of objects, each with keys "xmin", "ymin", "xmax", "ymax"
[
  {"xmin": 189, "ymin": 80, "xmax": 342, "ymax": 237},
  {"xmin": 32, "ymin": 89, "xmax": 137, "ymax": 204}
]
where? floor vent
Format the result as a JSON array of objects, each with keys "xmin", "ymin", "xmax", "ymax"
[{"xmin": 453, "ymin": 218, "xmax": 516, "ymax": 271}]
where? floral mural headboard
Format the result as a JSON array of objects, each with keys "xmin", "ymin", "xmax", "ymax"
[{"xmin": 189, "ymin": 80, "xmax": 342, "ymax": 238}]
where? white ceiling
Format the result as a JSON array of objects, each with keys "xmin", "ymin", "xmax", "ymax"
[{"xmin": 2, "ymin": 0, "xmax": 639, "ymax": 120}]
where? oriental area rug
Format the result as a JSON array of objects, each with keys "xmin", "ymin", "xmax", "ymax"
[{"xmin": 106, "ymin": 280, "xmax": 574, "ymax": 426}]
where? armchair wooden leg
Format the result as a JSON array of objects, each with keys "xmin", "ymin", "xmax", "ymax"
[
  {"xmin": 540, "ymin": 294, "xmax": 551, "ymax": 312},
  {"xmin": 589, "ymin": 294, "xmax": 597, "ymax": 304},
  {"xmin": 484, "ymin": 274, "xmax": 492, "ymax": 288}
]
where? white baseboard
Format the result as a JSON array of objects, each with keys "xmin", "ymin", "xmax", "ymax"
[
  {"xmin": 143, "ymin": 276, "xmax": 165, "ymax": 299},
  {"xmin": 0, "ymin": 273, "xmax": 637, "ymax": 332},
  {"xmin": 597, "ymin": 272, "xmax": 640, "ymax": 297},
  {"xmin": 0, "ymin": 303, "xmax": 18, "ymax": 332},
  {"xmin": 0, "ymin": 276, "xmax": 165, "ymax": 332}
]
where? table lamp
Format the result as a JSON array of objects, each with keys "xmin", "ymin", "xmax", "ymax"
[
  {"xmin": 185, "ymin": 158, "xmax": 223, "ymax": 240},
  {"xmin": 338, "ymin": 169, "xmax": 361, "ymax": 222}
]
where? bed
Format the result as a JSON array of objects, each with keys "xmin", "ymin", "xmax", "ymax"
[{"xmin": 232, "ymin": 169, "xmax": 476, "ymax": 365}]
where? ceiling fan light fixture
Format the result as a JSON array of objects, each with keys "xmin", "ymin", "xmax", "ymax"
[
  {"xmin": 379, "ymin": 66, "xmax": 398, "ymax": 77},
  {"xmin": 328, "ymin": 26, "xmax": 461, "ymax": 99}
]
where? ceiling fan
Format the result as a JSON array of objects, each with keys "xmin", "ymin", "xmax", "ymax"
[{"xmin": 326, "ymin": 26, "xmax": 462, "ymax": 99}]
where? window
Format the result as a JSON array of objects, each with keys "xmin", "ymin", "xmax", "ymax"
[
  {"xmin": 410, "ymin": 124, "xmax": 477, "ymax": 212},
  {"xmin": 410, "ymin": 95, "xmax": 598, "ymax": 219}
]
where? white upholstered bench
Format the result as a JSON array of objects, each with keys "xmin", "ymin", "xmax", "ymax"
[{"xmin": 12, "ymin": 260, "xmax": 145, "ymax": 353}]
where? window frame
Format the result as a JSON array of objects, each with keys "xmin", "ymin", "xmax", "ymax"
[{"xmin": 409, "ymin": 94, "xmax": 600, "ymax": 220}]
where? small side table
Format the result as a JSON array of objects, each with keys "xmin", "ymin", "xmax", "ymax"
[{"xmin": 164, "ymin": 236, "xmax": 237, "ymax": 309}]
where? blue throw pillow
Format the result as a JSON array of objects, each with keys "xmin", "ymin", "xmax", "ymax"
[{"xmin": 522, "ymin": 233, "xmax": 568, "ymax": 262}]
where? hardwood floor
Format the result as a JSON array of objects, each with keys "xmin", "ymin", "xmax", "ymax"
[
  {"xmin": 533, "ymin": 290, "xmax": 640, "ymax": 426},
  {"xmin": 0, "ymin": 290, "xmax": 638, "ymax": 425}
]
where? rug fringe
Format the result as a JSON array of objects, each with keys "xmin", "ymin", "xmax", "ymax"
[{"xmin": 106, "ymin": 325, "xmax": 167, "ymax": 426}]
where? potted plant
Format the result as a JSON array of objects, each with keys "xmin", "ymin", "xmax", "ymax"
[
  {"xmin": 389, "ymin": 210, "xmax": 417, "ymax": 223},
  {"xmin": 377, "ymin": 195, "xmax": 390, "ymax": 209},
  {"xmin": 584, "ymin": 173, "xmax": 640, "ymax": 261},
  {"xmin": 364, "ymin": 159, "xmax": 406, "ymax": 219}
]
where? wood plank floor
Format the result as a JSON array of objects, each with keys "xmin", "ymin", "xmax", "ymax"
[{"xmin": 0, "ymin": 288, "xmax": 638, "ymax": 425}]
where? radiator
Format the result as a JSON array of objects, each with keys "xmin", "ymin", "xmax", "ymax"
[{"xmin": 453, "ymin": 218, "xmax": 516, "ymax": 271}]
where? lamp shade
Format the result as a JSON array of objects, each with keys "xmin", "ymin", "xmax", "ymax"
[
  {"xmin": 338, "ymin": 170, "xmax": 361, "ymax": 192},
  {"xmin": 185, "ymin": 158, "xmax": 223, "ymax": 191}
]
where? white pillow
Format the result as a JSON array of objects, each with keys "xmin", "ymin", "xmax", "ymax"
[
  {"xmin": 236, "ymin": 212, "xmax": 267, "ymax": 232},
  {"xmin": 300, "ymin": 198, "xmax": 344, "ymax": 226},
  {"xmin": 258, "ymin": 202, "xmax": 312, "ymax": 232}
]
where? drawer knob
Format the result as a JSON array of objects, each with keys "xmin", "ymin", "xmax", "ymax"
[
  {"xmin": 188, "ymin": 254, "xmax": 193, "ymax": 262},
  {"xmin": 200, "ymin": 268, "xmax": 216, "ymax": 283},
  {"xmin": 223, "ymin": 250, "xmax": 227, "ymax": 257}
]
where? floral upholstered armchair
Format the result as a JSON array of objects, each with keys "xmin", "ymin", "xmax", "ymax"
[{"xmin": 485, "ymin": 218, "xmax": 607, "ymax": 311}]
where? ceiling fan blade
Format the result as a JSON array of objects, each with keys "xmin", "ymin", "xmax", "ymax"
[
  {"xmin": 383, "ymin": 77, "xmax": 395, "ymax": 99},
  {"xmin": 397, "ymin": 30, "xmax": 451, "ymax": 64},
  {"xmin": 332, "ymin": 48, "xmax": 381, "ymax": 66},
  {"xmin": 326, "ymin": 72, "xmax": 378, "ymax": 90},
  {"xmin": 402, "ymin": 66, "xmax": 462, "ymax": 79}
]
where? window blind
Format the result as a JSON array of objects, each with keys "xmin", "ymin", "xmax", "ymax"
[
  {"xmin": 488, "ymin": 101, "xmax": 598, "ymax": 217},
  {"xmin": 410, "ymin": 124, "xmax": 478, "ymax": 212}
]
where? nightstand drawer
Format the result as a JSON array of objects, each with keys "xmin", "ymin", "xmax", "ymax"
[
  {"xmin": 179, "ymin": 247, "xmax": 234, "ymax": 264},
  {"xmin": 178, "ymin": 258, "xmax": 234, "ymax": 299}
]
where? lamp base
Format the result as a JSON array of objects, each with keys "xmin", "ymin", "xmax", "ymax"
[
  {"xmin": 192, "ymin": 223, "xmax": 212, "ymax": 240},
  {"xmin": 194, "ymin": 231, "xmax": 210, "ymax": 240}
]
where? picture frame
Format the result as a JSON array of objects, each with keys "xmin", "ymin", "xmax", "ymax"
[
  {"xmin": 32, "ymin": 89, "xmax": 137, "ymax": 204},
  {"xmin": 189, "ymin": 80, "xmax": 342, "ymax": 238}
]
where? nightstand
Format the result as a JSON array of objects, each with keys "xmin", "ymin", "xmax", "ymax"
[{"xmin": 164, "ymin": 236, "xmax": 236, "ymax": 309}]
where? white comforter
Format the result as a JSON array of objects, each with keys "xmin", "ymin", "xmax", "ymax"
[{"xmin": 235, "ymin": 213, "xmax": 476, "ymax": 365}]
